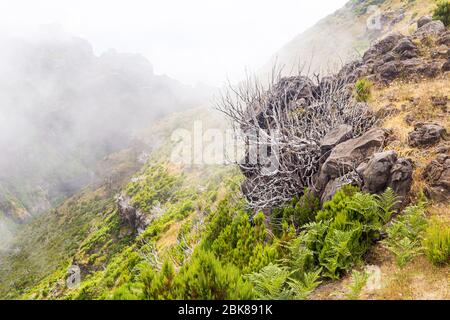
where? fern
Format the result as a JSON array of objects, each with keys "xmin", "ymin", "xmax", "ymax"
[
  {"xmin": 288, "ymin": 269, "xmax": 322, "ymax": 300},
  {"xmin": 345, "ymin": 269, "xmax": 369, "ymax": 300},
  {"xmin": 374, "ymin": 188, "xmax": 400, "ymax": 222},
  {"xmin": 246, "ymin": 263, "xmax": 292, "ymax": 300},
  {"xmin": 382, "ymin": 202, "xmax": 427, "ymax": 268}
]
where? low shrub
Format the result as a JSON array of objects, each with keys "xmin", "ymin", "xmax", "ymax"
[
  {"xmin": 354, "ymin": 79, "xmax": 373, "ymax": 102},
  {"xmin": 422, "ymin": 219, "xmax": 450, "ymax": 265},
  {"xmin": 433, "ymin": 1, "xmax": 450, "ymax": 27}
]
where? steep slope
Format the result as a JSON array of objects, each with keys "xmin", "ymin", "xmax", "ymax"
[
  {"xmin": 261, "ymin": 0, "xmax": 436, "ymax": 77},
  {"xmin": 1, "ymin": 1, "xmax": 449, "ymax": 301},
  {"xmin": 0, "ymin": 28, "xmax": 215, "ymax": 226}
]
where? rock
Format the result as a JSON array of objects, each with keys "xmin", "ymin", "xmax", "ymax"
[
  {"xmin": 117, "ymin": 194, "xmax": 151, "ymax": 234},
  {"xmin": 431, "ymin": 45, "xmax": 450, "ymax": 59},
  {"xmin": 361, "ymin": 151, "xmax": 398, "ymax": 193},
  {"xmin": 414, "ymin": 21, "xmax": 446, "ymax": 38},
  {"xmin": 376, "ymin": 104, "xmax": 400, "ymax": 119},
  {"xmin": 403, "ymin": 114, "xmax": 415, "ymax": 126},
  {"xmin": 383, "ymin": 52, "xmax": 397, "ymax": 63},
  {"xmin": 387, "ymin": 158, "xmax": 414, "ymax": 203},
  {"xmin": 431, "ymin": 96, "xmax": 448, "ymax": 112},
  {"xmin": 377, "ymin": 61, "xmax": 402, "ymax": 81},
  {"xmin": 320, "ymin": 124, "xmax": 353, "ymax": 156},
  {"xmin": 443, "ymin": 59, "xmax": 450, "ymax": 72},
  {"xmin": 393, "ymin": 38, "xmax": 417, "ymax": 54},
  {"xmin": 321, "ymin": 128, "xmax": 388, "ymax": 179},
  {"xmin": 436, "ymin": 143, "xmax": 450, "ymax": 154},
  {"xmin": 372, "ymin": 33, "xmax": 405, "ymax": 56},
  {"xmin": 417, "ymin": 16, "xmax": 433, "ymax": 29},
  {"xmin": 408, "ymin": 123, "xmax": 447, "ymax": 147},
  {"xmin": 437, "ymin": 31, "xmax": 450, "ymax": 46},
  {"xmin": 321, "ymin": 172, "xmax": 361, "ymax": 204},
  {"xmin": 423, "ymin": 154, "xmax": 450, "ymax": 202},
  {"xmin": 422, "ymin": 62, "xmax": 442, "ymax": 78}
]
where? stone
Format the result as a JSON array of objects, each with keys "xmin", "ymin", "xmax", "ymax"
[
  {"xmin": 361, "ymin": 151, "xmax": 398, "ymax": 193},
  {"xmin": 417, "ymin": 16, "xmax": 433, "ymax": 29},
  {"xmin": 437, "ymin": 31, "xmax": 450, "ymax": 46},
  {"xmin": 408, "ymin": 123, "xmax": 447, "ymax": 147},
  {"xmin": 320, "ymin": 128, "xmax": 388, "ymax": 179},
  {"xmin": 393, "ymin": 38, "xmax": 417, "ymax": 54},
  {"xmin": 320, "ymin": 124, "xmax": 353, "ymax": 156},
  {"xmin": 377, "ymin": 61, "xmax": 402, "ymax": 81},
  {"xmin": 387, "ymin": 158, "xmax": 414, "ymax": 203},
  {"xmin": 321, "ymin": 172, "xmax": 361, "ymax": 204},
  {"xmin": 443, "ymin": 59, "xmax": 450, "ymax": 72},
  {"xmin": 117, "ymin": 194, "xmax": 151, "ymax": 234},
  {"xmin": 414, "ymin": 20, "xmax": 446, "ymax": 38},
  {"xmin": 423, "ymin": 154, "xmax": 450, "ymax": 202}
]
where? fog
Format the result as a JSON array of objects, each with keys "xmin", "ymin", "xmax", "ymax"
[
  {"xmin": 0, "ymin": 0, "xmax": 350, "ymax": 246},
  {"xmin": 0, "ymin": 0, "xmax": 349, "ymax": 86},
  {"xmin": 0, "ymin": 27, "xmax": 213, "ymax": 228}
]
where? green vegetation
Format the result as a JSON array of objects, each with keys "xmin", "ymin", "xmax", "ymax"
[
  {"xmin": 354, "ymin": 79, "xmax": 373, "ymax": 103},
  {"xmin": 422, "ymin": 218, "xmax": 450, "ymax": 265},
  {"xmin": 433, "ymin": 1, "xmax": 450, "ymax": 26},
  {"xmin": 382, "ymin": 202, "xmax": 428, "ymax": 268},
  {"xmin": 345, "ymin": 269, "xmax": 369, "ymax": 300}
]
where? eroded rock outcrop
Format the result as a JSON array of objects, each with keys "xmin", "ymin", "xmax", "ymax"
[
  {"xmin": 320, "ymin": 124, "xmax": 353, "ymax": 157},
  {"xmin": 407, "ymin": 123, "xmax": 447, "ymax": 148},
  {"xmin": 423, "ymin": 154, "xmax": 450, "ymax": 202},
  {"xmin": 387, "ymin": 157, "xmax": 414, "ymax": 203},
  {"xmin": 413, "ymin": 20, "xmax": 446, "ymax": 37},
  {"xmin": 117, "ymin": 194, "xmax": 150, "ymax": 234},
  {"xmin": 359, "ymin": 151, "xmax": 398, "ymax": 194},
  {"xmin": 320, "ymin": 128, "xmax": 389, "ymax": 180}
]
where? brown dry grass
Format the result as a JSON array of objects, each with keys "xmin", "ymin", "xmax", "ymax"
[{"xmin": 372, "ymin": 76, "xmax": 450, "ymax": 197}]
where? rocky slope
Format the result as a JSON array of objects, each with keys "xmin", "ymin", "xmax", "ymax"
[{"xmin": 261, "ymin": 0, "xmax": 437, "ymax": 78}]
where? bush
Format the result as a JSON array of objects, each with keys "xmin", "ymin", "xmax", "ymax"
[
  {"xmin": 354, "ymin": 79, "xmax": 373, "ymax": 103},
  {"xmin": 433, "ymin": 1, "xmax": 450, "ymax": 27},
  {"xmin": 422, "ymin": 219, "xmax": 450, "ymax": 265},
  {"xmin": 173, "ymin": 250, "xmax": 254, "ymax": 300},
  {"xmin": 270, "ymin": 190, "xmax": 320, "ymax": 234}
]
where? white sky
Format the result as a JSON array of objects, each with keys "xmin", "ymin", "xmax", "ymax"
[{"xmin": 0, "ymin": 0, "xmax": 349, "ymax": 86}]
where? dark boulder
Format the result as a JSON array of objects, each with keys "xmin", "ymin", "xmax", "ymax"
[
  {"xmin": 437, "ymin": 31, "xmax": 450, "ymax": 46},
  {"xmin": 365, "ymin": 33, "xmax": 404, "ymax": 59},
  {"xmin": 414, "ymin": 21, "xmax": 446, "ymax": 38},
  {"xmin": 423, "ymin": 154, "xmax": 450, "ymax": 202},
  {"xmin": 117, "ymin": 194, "xmax": 151, "ymax": 234},
  {"xmin": 377, "ymin": 61, "xmax": 402, "ymax": 82},
  {"xmin": 443, "ymin": 59, "xmax": 450, "ymax": 72},
  {"xmin": 417, "ymin": 16, "xmax": 432, "ymax": 29},
  {"xmin": 407, "ymin": 123, "xmax": 447, "ymax": 148},
  {"xmin": 320, "ymin": 124, "xmax": 353, "ymax": 156},
  {"xmin": 321, "ymin": 172, "xmax": 361, "ymax": 204},
  {"xmin": 387, "ymin": 158, "xmax": 414, "ymax": 203},
  {"xmin": 360, "ymin": 151, "xmax": 398, "ymax": 194},
  {"xmin": 393, "ymin": 38, "xmax": 417, "ymax": 55},
  {"xmin": 320, "ymin": 128, "xmax": 388, "ymax": 180}
]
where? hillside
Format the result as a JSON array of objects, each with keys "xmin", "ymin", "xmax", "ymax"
[
  {"xmin": 0, "ymin": 28, "xmax": 214, "ymax": 230},
  {"xmin": 0, "ymin": 0, "xmax": 449, "ymax": 300},
  {"xmin": 261, "ymin": 0, "xmax": 436, "ymax": 77}
]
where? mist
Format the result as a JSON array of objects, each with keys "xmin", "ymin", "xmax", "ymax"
[{"xmin": 0, "ymin": 26, "xmax": 214, "ymax": 230}]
